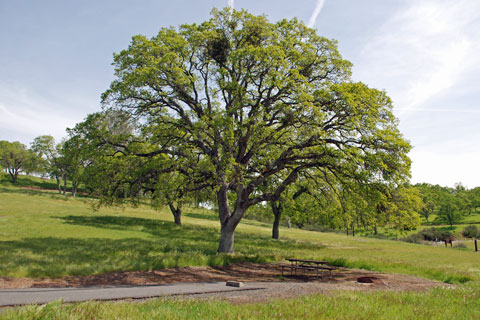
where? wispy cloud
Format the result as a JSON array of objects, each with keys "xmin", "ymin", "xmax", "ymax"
[
  {"xmin": 351, "ymin": 0, "xmax": 480, "ymax": 187},
  {"xmin": 308, "ymin": 0, "xmax": 326, "ymax": 28},
  {"xmin": 410, "ymin": 149, "xmax": 480, "ymax": 188},
  {"xmin": 0, "ymin": 85, "xmax": 89, "ymax": 144},
  {"xmin": 395, "ymin": 107, "xmax": 480, "ymax": 114},
  {"xmin": 354, "ymin": 0, "xmax": 480, "ymax": 116}
]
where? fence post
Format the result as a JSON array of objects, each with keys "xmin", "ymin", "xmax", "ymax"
[{"xmin": 475, "ymin": 239, "xmax": 478, "ymax": 252}]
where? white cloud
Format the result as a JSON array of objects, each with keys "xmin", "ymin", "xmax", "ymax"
[
  {"xmin": 0, "ymin": 86, "xmax": 85, "ymax": 144},
  {"xmin": 410, "ymin": 149, "xmax": 480, "ymax": 188},
  {"xmin": 394, "ymin": 107, "xmax": 480, "ymax": 114},
  {"xmin": 354, "ymin": 0, "xmax": 480, "ymax": 116},
  {"xmin": 308, "ymin": 0, "xmax": 326, "ymax": 28},
  {"xmin": 352, "ymin": 0, "xmax": 480, "ymax": 187}
]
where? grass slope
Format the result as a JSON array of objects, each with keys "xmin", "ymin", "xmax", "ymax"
[
  {"xmin": 0, "ymin": 176, "xmax": 478, "ymax": 283},
  {"xmin": 1, "ymin": 174, "xmax": 480, "ymax": 318}
]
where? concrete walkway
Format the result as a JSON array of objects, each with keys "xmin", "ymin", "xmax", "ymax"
[{"xmin": 0, "ymin": 282, "xmax": 265, "ymax": 307}]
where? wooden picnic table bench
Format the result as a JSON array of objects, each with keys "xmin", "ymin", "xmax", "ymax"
[{"xmin": 280, "ymin": 258, "xmax": 336, "ymax": 278}]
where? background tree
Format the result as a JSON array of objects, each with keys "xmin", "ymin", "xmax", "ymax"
[
  {"xmin": 65, "ymin": 111, "xmax": 136, "ymax": 199},
  {"xmin": 454, "ymin": 182, "xmax": 473, "ymax": 215},
  {"xmin": 384, "ymin": 186, "xmax": 422, "ymax": 231},
  {"xmin": 437, "ymin": 191, "xmax": 462, "ymax": 227},
  {"xmin": 0, "ymin": 140, "xmax": 39, "ymax": 183},
  {"xmin": 68, "ymin": 111, "xmax": 212, "ymax": 225},
  {"xmin": 415, "ymin": 183, "xmax": 440, "ymax": 223},
  {"xmin": 470, "ymin": 187, "xmax": 480, "ymax": 213},
  {"xmin": 269, "ymin": 182, "xmax": 311, "ymax": 239},
  {"xmin": 31, "ymin": 135, "xmax": 66, "ymax": 194},
  {"xmin": 100, "ymin": 8, "xmax": 411, "ymax": 253},
  {"xmin": 62, "ymin": 134, "xmax": 90, "ymax": 197}
]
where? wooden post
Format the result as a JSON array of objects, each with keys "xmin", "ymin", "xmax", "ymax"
[{"xmin": 475, "ymin": 239, "xmax": 478, "ymax": 252}]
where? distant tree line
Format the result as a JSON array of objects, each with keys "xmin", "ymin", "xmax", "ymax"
[
  {"xmin": 3, "ymin": 126, "xmax": 479, "ymax": 238},
  {"xmin": 415, "ymin": 183, "xmax": 480, "ymax": 227},
  {"xmin": 0, "ymin": 136, "xmax": 84, "ymax": 197}
]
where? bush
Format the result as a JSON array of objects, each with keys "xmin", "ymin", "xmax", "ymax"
[
  {"xmin": 419, "ymin": 228, "xmax": 453, "ymax": 241},
  {"xmin": 462, "ymin": 225, "xmax": 479, "ymax": 238},
  {"xmin": 402, "ymin": 233, "xmax": 424, "ymax": 244},
  {"xmin": 401, "ymin": 227, "xmax": 453, "ymax": 244}
]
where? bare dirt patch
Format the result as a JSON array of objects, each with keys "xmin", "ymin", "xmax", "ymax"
[
  {"xmin": 0, "ymin": 263, "xmax": 451, "ymax": 304},
  {"xmin": 20, "ymin": 186, "xmax": 57, "ymax": 192}
]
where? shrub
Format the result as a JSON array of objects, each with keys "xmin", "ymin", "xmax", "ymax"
[
  {"xmin": 402, "ymin": 233, "xmax": 424, "ymax": 244},
  {"xmin": 401, "ymin": 227, "xmax": 453, "ymax": 244},
  {"xmin": 419, "ymin": 228, "xmax": 452, "ymax": 241},
  {"xmin": 453, "ymin": 242, "xmax": 467, "ymax": 249},
  {"xmin": 462, "ymin": 225, "xmax": 479, "ymax": 238}
]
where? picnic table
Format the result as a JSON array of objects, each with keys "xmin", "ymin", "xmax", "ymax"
[{"xmin": 281, "ymin": 258, "xmax": 336, "ymax": 278}]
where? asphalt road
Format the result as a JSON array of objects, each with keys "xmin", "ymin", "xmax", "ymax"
[{"xmin": 0, "ymin": 282, "xmax": 265, "ymax": 307}]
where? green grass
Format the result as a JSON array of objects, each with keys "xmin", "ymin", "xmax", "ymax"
[
  {"xmin": 2, "ymin": 173, "xmax": 480, "ymax": 318},
  {"xmin": 2, "ymin": 285, "xmax": 480, "ymax": 319},
  {"xmin": 1, "ymin": 174, "xmax": 479, "ymax": 283},
  {"xmin": 0, "ymin": 173, "xmax": 78, "ymax": 191}
]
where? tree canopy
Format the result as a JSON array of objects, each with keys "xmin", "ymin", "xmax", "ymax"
[
  {"xmin": 100, "ymin": 8, "xmax": 411, "ymax": 253},
  {"xmin": 0, "ymin": 140, "xmax": 38, "ymax": 183}
]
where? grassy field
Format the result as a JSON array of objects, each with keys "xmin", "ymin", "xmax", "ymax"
[
  {"xmin": 1, "ymin": 174, "xmax": 480, "ymax": 319},
  {"xmin": 2, "ymin": 285, "xmax": 480, "ymax": 320}
]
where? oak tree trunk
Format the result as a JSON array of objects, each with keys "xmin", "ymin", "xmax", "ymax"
[
  {"xmin": 218, "ymin": 223, "xmax": 235, "ymax": 253},
  {"xmin": 72, "ymin": 182, "xmax": 77, "ymax": 198},
  {"xmin": 8, "ymin": 168, "xmax": 17, "ymax": 184},
  {"xmin": 56, "ymin": 175, "xmax": 62, "ymax": 194},
  {"xmin": 216, "ymin": 185, "xmax": 246, "ymax": 253},
  {"xmin": 271, "ymin": 201, "xmax": 282, "ymax": 240},
  {"xmin": 167, "ymin": 201, "xmax": 182, "ymax": 226},
  {"xmin": 62, "ymin": 172, "xmax": 67, "ymax": 195}
]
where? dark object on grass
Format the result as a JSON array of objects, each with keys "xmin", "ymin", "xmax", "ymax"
[
  {"xmin": 444, "ymin": 238, "xmax": 454, "ymax": 247},
  {"xmin": 357, "ymin": 276, "xmax": 381, "ymax": 284},
  {"xmin": 226, "ymin": 281, "xmax": 244, "ymax": 288}
]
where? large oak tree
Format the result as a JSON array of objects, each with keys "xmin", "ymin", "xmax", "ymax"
[{"xmin": 101, "ymin": 8, "xmax": 411, "ymax": 253}]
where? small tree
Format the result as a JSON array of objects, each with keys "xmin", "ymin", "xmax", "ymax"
[
  {"xmin": 437, "ymin": 192, "xmax": 462, "ymax": 227},
  {"xmin": 62, "ymin": 135, "xmax": 88, "ymax": 197},
  {"xmin": 0, "ymin": 140, "xmax": 38, "ymax": 183},
  {"xmin": 31, "ymin": 135, "xmax": 66, "ymax": 194},
  {"xmin": 462, "ymin": 225, "xmax": 478, "ymax": 238}
]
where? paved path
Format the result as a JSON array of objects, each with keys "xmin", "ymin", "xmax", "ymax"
[{"xmin": 0, "ymin": 282, "xmax": 265, "ymax": 307}]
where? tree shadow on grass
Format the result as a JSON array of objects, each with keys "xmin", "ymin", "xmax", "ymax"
[
  {"xmin": 0, "ymin": 186, "xmax": 73, "ymax": 201},
  {"xmin": 0, "ymin": 176, "xmax": 55, "ymax": 189},
  {"xmin": 0, "ymin": 215, "xmax": 323, "ymax": 278},
  {"xmin": 182, "ymin": 211, "xmax": 273, "ymax": 229},
  {"xmin": 0, "ymin": 186, "xmax": 91, "ymax": 202},
  {"xmin": 183, "ymin": 211, "xmax": 218, "ymax": 221},
  {"xmin": 0, "ymin": 186, "xmax": 55, "ymax": 196}
]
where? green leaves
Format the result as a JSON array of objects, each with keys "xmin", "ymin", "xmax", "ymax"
[
  {"xmin": 95, "ymin": 7, "xmax": 413, "ymax": 251},
  {"xmin": 0, "ymin": 140, "xmax": 39, "ymax": 183}
]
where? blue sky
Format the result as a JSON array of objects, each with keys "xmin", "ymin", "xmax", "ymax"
[{"xmin": 1, "ymin": 0, "xmax": 479, "ymax": 187}]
